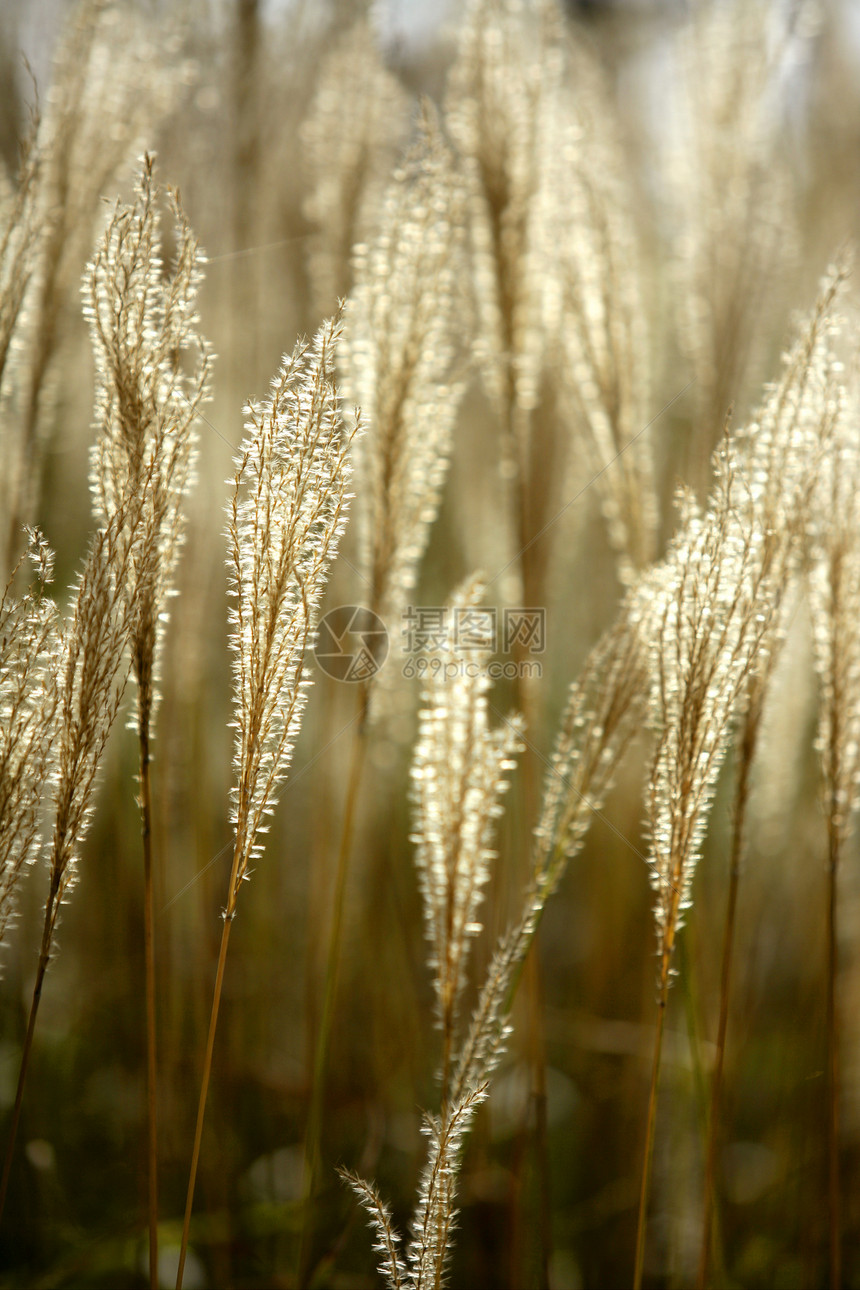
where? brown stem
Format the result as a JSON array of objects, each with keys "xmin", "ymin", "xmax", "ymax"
[
  {"xmin": 0, "ymin": 873, "xmax": 59, "ymax": 1224},
  {"xmin": 139, "ymin": 719, "xmax": 159, "ymax": 1290},
  {"xmin": 827, "ymin": 814, "xmax": 840, "ymax": 1290},
  {"xmin": 634, "ymin": 965, "xmax": 669, "ymax": 1290},
  {"xmin": 506, "ymin": 391, "xmax": 552, "ymax": 1290},
  {"xmin": 175, "ymin": 850, "xmax": 240, "ymax": 1290},
  {"xmin": 298, "ymin": 689, "xmax": 368, "ymax": 1289},
  {"xmin": 697, "ymin": 718, "xmax": 754, "ymax": 1290}
]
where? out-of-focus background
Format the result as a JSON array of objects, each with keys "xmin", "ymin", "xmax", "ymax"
[{"xmin": 2, "ymin": 1, "xmax": 860, "ymax": 1286}]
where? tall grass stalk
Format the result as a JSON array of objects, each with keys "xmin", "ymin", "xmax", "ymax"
[
  {"xmin": 826, "ymin": 797, "xmax": 841, "ymax": 1290},
  {"xmin": 807, "ymin": 392, "xmax": 860, "ymax": 1289},
  {"xmin": 138, "ymin": 724, "xmax": 158, "ymax": 1290},
  {"xmin": 633, "ymin": 980, "xmax": 667, "ymax": 1290},
  {"xmin": 298, "ymin": 687, "xmax": 368, "ymax": 1289},
  {"xmin": 0, "ymin": 504, "xmax": 140, "ymax": 1225},
  {"xmin": 695, "ymin": 267, "xmax": 844, "ymax": 1288},
  {"xmin": 345, "ymin": 601, "xmax": 645, "ymax": 1285},
  {"xmin": 696, "ymin": 702, "xmax": 757, "ymax": 1290},
  {"xmin": 301, "ymin": 98, "xmax": 466, "ymax": 1282},
  {"xmin": 85, "ymin": 153, "xmax": 211, "ymax": 1286},
  {"xmin": 176, "ymin": 311, "xmax": 356, "ymax": 1287},
  {"xmin": 0, "ymin": 890, "xmax": 57, "ymax": 1223},
  {"xmin": 175, "ymin": 843, "xmax": 238, "ymax": 1290}
]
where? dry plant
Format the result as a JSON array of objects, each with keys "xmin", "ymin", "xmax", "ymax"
[
  {"xmin": 633, "ymin": 456, "xmax": 771, "ymax": 1288},
  {"xmin": 445, "ymin": 0, "xmax": 563, "ymax": 445},
  {"xmin": 342, "ymin": 581, "xmax": 523, "ymax": 1290},
  {"xmin": 176, "ymin": 308, "xmax": 358, "ymax": 1290},
  {"xmin": 0, "ymin": 495, "xmax": 143, "ymax": 1222},
  {"xmin": 0, "ymin": 110, "xmax": 46, "ymax": 577},
  {"xmin": 444, "ymin": 0, "xmax": 570, "ymax": 663},
  {"xmin": 301, "ymin": 15, "xmax": 411, "ymax": 317},
  {"xmin": 0, "ymin": 101, "xmax": 42, "ymax": 425},
  {"xmin": 633, "ymin": 268, "xmax": 844, "ymax": 1282},
  {"xmin": 342, "ymin": 98, "xmax": 466, "ymax": 638},
  {"xmin": 3, "ymin": 2, "xmax": 860, "ymax": 1286},
  {"xmin": 1, "ymin": 0, "xmax": 175, "ymax": 574},
  {"xmin": 807, "ymin": 367, "xmax": 860, "ymax": 1290},
  {"xmin": 450, "ymin": 598, "xmax": 647, "ymax": 1112},
  {"xmin": 444, "ymin": 11, "xmax": 568, "ymax": 1264},
  {"xmin": 0, "ymin": 530, "xmax": 59, "ymax": 965},
  {"xmin": 697, "ymin": 265, "xmax": 845, "ymax": 1289},
  {"xmin": 299, "ymin": 101, "xmax": 467, "ymax": 1284},
  {"xmin": 85, "ymin": 151, "xmax": 211, "ymax": 1290},
  {"xmin": 344, "ymin": 589, "xmax": 647, "ymax": 1287},
  {"xmin": 409, "ymin": 576, "xmax": 523, "ymax": 1104},
  {"xmin": 666, "ymin": 0, "xmax": 804, "ymax": 484},
  {"xmin": 537, "ymin": 39, "xmax": 658, "ymax": 584}
]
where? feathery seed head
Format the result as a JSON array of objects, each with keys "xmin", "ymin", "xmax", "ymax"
[
  {"xmin": 445, "ymin": 0, "xmax": 565, "ymax": 419},
  {"xmin": 85, "ymin": 153, "xmax": 211, "ymax": 734},
  {"xmin": 639, "ymin": 264, "xmax": 845, "ymax": 974},
  {"xmin": 47, "ymin": 498, "xmax": 143, "ymax": 945},
  {"xmin": 342, "ymin": 101, "xmax": 468, "ymax": 629},
  {"xmin": 227, "ymin": 309, "xmax": 358, "ymax": 901},
  {"xmin": 301, "ymin": 16, "xmax": 411, "ymax": 315},
  {"xmin": 0, "ymin": 530, "xmax": 60, "ymax": 964},
  {"xmin": 808, "ymin": 380, "xmax": 860, "ymax": 846},
  {"xmin": 410, "ymin": 575, "xmax": 522, "ymax": 1034},
  {"xmin": 534, "ymin": 603, "xmax": 647, "ymax": 895}
]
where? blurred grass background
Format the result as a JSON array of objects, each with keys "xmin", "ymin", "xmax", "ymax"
[{"xmin": 1, "ymin": 1, "xmax": 860, "ymax": 1286}]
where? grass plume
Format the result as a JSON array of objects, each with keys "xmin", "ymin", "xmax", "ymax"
[
  {"xmin": 176, "ymin": 307, "xmax": 357, "ymax": 1289},
  {"xmin": 85, "ymin": 150, "xmax": 211, "ymax": 1290}
]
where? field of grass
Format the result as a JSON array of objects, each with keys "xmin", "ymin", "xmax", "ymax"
[{"xmin": 1, "ymin": 2, "xmax": 860, "ymax": 1287}]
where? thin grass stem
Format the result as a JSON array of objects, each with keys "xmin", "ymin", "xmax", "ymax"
[
  {"xmin": 508, "ymin": 397, "xmax": 552, "ymax": 1290},
  {"xmin": 298, "ymin": 686, "xmax": 369, "ymax": 1288},
  {"xmin": 175, "ymin": 842, "xmax": 241, "ymax": 1290},
  {"xmin": 634, "ymin": 968, "xmax": 669, "ymax": 1290},
  {"xmin": 138, "ymin": 715, "xmax": 159, "ymax": 1290},
  {"xmin": 827, "ymin": 811, "xmax": 840, "ymax": 1290},
  {"xmin": 0, "ymin": 872, "xmax": 59, "ymax": 1224},
  {"xmin": 697, "ymin": 716, "xmax": 755, "ymax": 1290}
]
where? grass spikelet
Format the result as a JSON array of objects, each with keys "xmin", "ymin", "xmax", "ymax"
[
  {"xmin": 3, "ymin": 0, "xmax": 176, "ymax": 568},
  {"xmin": 445, "ymin": 0, "xmax": 564, "ymax": 425},
  {"xmin": 806, "ymin": 364, "xmax": 860, "ymax": 1290},
  {"xmin": 301, "ymin": 16, "xmax": 411, "ymax": 316},
  {"xmin": 643, "ymin": 456, "xmax": 775, "ymax": 997},
  {"xmin": 342, "ymin": 99, "xmax": 467, "ymax": 630},
  {"xmin": 0, "ymin": 529, "xmax": 59, "ymax": 962},
  {"xmin": 0, "ymin": 103, "xmax": 42, "ymax": 405},
  {"xmin": 450, "ymin": 601, "xmax": 647, "ymax": 1108},
  {"xmin": 343, "ymin": 1085, "xmax": 488, "ymax": 1290},
  {"xmin": 668, "ymin": 0, "xmax": 803, "ymax": 469},
  {"xmin": 0, "ymin": 499, "xmax": 141, "ymax": 1222},
  {"xmin": 227, "ymin": 310, "xmax": 357, "ymax": 889},
  {"xmin": 176, "ymin": 308, "xmax": 358, "ymax": 1290},
  {"xmin": 406, "ymin": 1085, "xmax": 488, "ymax": 1290},
  {"xmin": 635, "ymin": 269, "xmax": 843, "ymax": 1280},
  {"xmin": 411, "ymin": 575, "xmax": 522, "ymax": 1099},
  {"xmin": 534, "ymin": 604, "xmax": 647, "ymax": 893},
  {"xmin": 697, "ymin": 262, "xmax": 846, "ymax": 1288},
  {"xmin": 86, "ymin": 151, "xmax": 211, "ymax": 736},
  {"xmin": 338, "ymin": 1169, "xmax": 408, "ymax": 1290},
  {"xmin": 48, "ymin": 510, "xmax": 135, "ymax": 938},
  {"xmin": 537, "ymin": 42, "xmax": 658, "ymax": 581},
  {"xmin": 347, "ymin": 589, "xmax": 646, "ymax": 1285},
  {"xmin": 85, "ymin": 149, "xmax": 211, "ymax": 1290}
]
